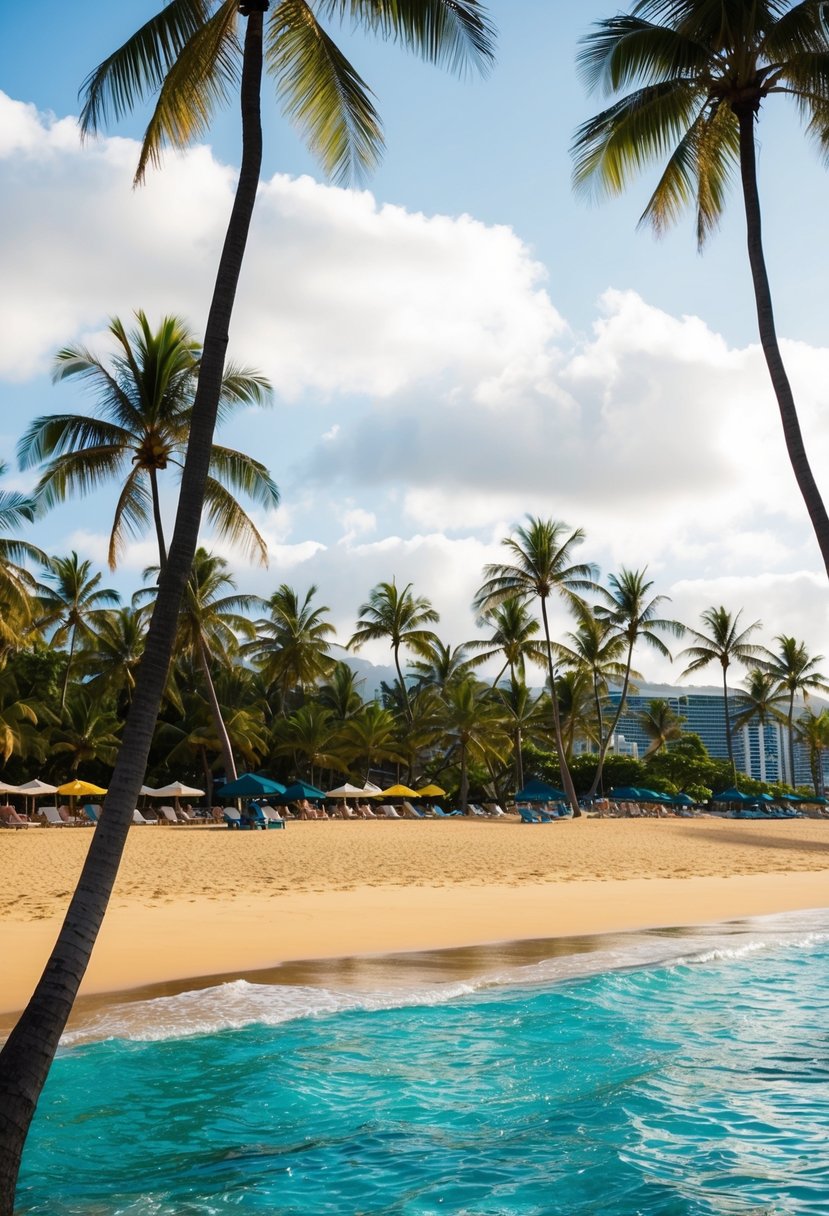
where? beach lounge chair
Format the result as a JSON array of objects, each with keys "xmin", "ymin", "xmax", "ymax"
[
  {"xmin": 0, "ymin": 805, "xmax": 37, "ymax": 828},
  {"xmin": 132, "ymin": 809, "xmax": 157, "ymax": 825},
  {"xmin": 380, "ymin": 804, "xmax": 401, "ymax": 819},
  {"xmin": 83, "ymin": 804, "xmax": 101, "ymax": 824},
  {"xmin": 484, "ymin": 803, "xmax": 507, "ymax": 816},
  {"xmin": 39, "ymin": 806, "xmax": 69, "ymax": 827},
  {"xmin": 432, "ymin": 805, "xmax": 461, "ymax": 818},
  {"xmin": 57, "ymin": 805, "xmax": 82, "ymax": 825},
  {"xmin": 517, "ymin": 806, "xmax": 543, "ymax": 824},
  {"xmin": 401, "ymin": 801, "xmax": 426, "ymax": 819},
  {"xmin": 261, "ymin": 806, "xmax": 286, "ymax": 829}
]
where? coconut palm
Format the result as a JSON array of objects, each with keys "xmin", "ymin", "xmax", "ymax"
[
  {"xmin": 0, "ymin": 667, "xmax": 41, "ymax": 765},
  {"xmin": 81, "ymin": 607, "xmax": 147, "ymax": 712},
  {"xmin": 794, "ymin": 708, "xmax": 829, "ymax": 797},
  {"xmin": 272, "ymin": 703, "xmax": 339, "ymax": 787},
  {"xmin": 335, "ymin": 702, "xmax": 406, "ymax": 784},
  {"xmin": 247, "ymin": 583, "xmax": 336, "ymax": 710},
  {"xmin": 18, "ymin": 312, "xmax": 277, "ymax": 571},
  {"xmin": 36, "ymin": 553, "xmax": 121, "ymax": 718},
  {"xmin": 0, "ymin": 461, "xmax": 47, "ymax": 657},
  {"xmin": 316, "ymin": 661, "xmax": 366, "ymax": 722},
  {"xmin": 474, "ymin": 516, "xmax": 598, "ymax": 815},
  {"xmin": 639, "ymin": 697, "xmax": 685, "ymax": 758},
  {"xmin": 589, "ymin": 568, "xmax": 682, "ymax": 795},
  {"xmin": 765, "ymin": 635, "xmax": 829, "ymax": 785},
  {"xmin": 466, "ymin": 597, "xmax": 547, "ymax": 686},
  {"xmin": 51, "ymin": 692, "xmax": 122, "ymax": 775},
  {"xmin": 0, "ymin": 5, "xmax": 495, "ymax": 1196},
  {"xmin": 554, "ymin": 667, "xmax": 599, "ymax": 763},
  {"xmin": 679, "ymin": 606, "xmax": 767, "ymax": 781},
  {"xmin": 495, "ymin": 679, "xmax": 548, "ymax": 793},
  {"xmin": 348, "ymin": 581, "xmax": 440, "ymax": 723},
  {"xmin": 440, "ymin": 676, "xmax": 511, "ymax": 814},
  {"xmin": 408, "ymin": 639, "xmax": 474, "ymax": 692},
  {"xmin": 730, "ymin": 667, "xmax": 788, "ymax": 782},
  {"xmin": 136, "ymin": 549, "xmax": 259, "ymax": 782},
  {"xmin": 573, "ymin": 0, "xmax": 829, "ymax": 575},
  {"xmin": 557, "ymin": 600, "xmax": 631, "ymax": 774}
]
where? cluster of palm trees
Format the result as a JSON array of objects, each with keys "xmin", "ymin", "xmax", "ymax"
[{"xmin": 3, "ymin": 477, "xmax": 827, "ymax": 809}]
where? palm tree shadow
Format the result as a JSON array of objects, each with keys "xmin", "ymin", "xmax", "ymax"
[{"xmin": 683, "ymin": 825, "xmax": 829, "ymax": 855}]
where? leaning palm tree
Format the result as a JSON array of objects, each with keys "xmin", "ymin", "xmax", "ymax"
[
  {"xmin": 589, "ymin": 568, "xmax": 682, "ymax": 795},
  {"xmin": 679, "ymin": 606, "xmax": 767, "ymax": 782},
  {"xmin": 765, "ymin": 635, "xmax": 829, "ymax": 785},
  {"xmin": 348, "ymin": 580, "xmax": 440, "ymax": 723},
  {"xmin": 18, "ymin": 311, "xmax": 277, "ymax": 571},
  {"xmin": 0, "ymin": 8, "xmax": 494, "ymax": 1199},
  {"xmin": 466, "ymin": 597, "xmax": 547, "ymax": 687},
  {"xmin": 136, "ymin": 548, "xmax": 259, "ymax": 782},
  {"xmin": 794, "ymin": 707, "xmax": 829, "ymax": 797},
  {"xmin": 573, "ymin": 0, "xmax": 829, "ymax": 575},
  {"xmin": 474, "ymin": 516, "xmax": 598, "ymax": 815}
]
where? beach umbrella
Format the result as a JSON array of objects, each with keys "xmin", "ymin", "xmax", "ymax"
[
  {"xmin": 672, "ymin": 793, "xmax": 694, "ymax": 806},
  {"xmin": 0, "ymin": 781, "xmax": 20, "ymax": 795},
  {"xmin": 609, "ymin": 786, "xmax": 644, "ymax": 801},
  {"xmin": 416, "ymin": 783, "xmax": 446, "ymax": 797},
  {"xmin": 362, "ymin": 781, "xmax": 382, "ymax": 793},
  {"xmin": 516, "ymin": 778, "xmax": 566, "ymax": 802},
  {"xmin": 326, "ymin": 783, "xmax": 368, "ymax": 798},
  {"xmin": 56, "ymin": 779, "xmax": 108, "ymax": 797},
  {"xmin": 16, "ymin": 779, "xmax": 59, "ymax": 796},
  {"xmin": 710, "ymin": 787, "xmax": 747, "ymax": 802},
  {"xmin": 148, "ymin": 781, "xmax": 206, "ymax": 799},
  {"xmin": 219, "ymin": 773, "xmax": 286, "ymax": 798},
  {"xmin": 379, "ymin": 783, "xmax": 419, "ymax": 798},
  {"xmin": 277, "ymin": 780, "xmax": 328, "ymax": 803}
]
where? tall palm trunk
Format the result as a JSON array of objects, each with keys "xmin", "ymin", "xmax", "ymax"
[
  {"xmin": 540, "ymin": 598, "xmax": 580, "ymax": 816},
  {"xmin": 459, "ymin": 739, "xmax": 469, "ymax": 814},
  {"xmin": 197, "ymin": 636, "xmax": 238, "ymax": 781},
  {"xmin": 721, "ymin": 662, "xmax": 736, "ymax": 783},
  {"xmin": 588, "ymin": 641, "xmax": 633, "ymax": 797},
  {"xmin": 0, "ymin": 14, "xmax": 266, "ymax": 1208},
  {"xmin": 786, "ymin": 690, "xmax": 796, "ymax": 788},
  {"xmin": 58, "ymin": 626, "xmax": 77, "ymax": 720},
  {"xmin": 149, "ymin": 466, "xmax": 168, "ymax": 568},
  {"xmin": 393, "ymin": 642, "xmax": 411, "ymax": 724},
  {"xmin": 736, "ymin": 105, "xmax": 829, "ymax": 578}
]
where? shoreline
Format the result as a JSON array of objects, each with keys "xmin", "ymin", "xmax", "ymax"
[
  {"xmin": 2, "ymin": 819, "xmax": 827, "ymax": 1020},
  {"xmin": 3, "ymin": 871, "xmax": 828, "ymax": 1021}
]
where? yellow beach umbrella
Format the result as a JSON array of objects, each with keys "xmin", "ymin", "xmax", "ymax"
[
  {"xmin": 379, "ymin": 783, "xmax": 419, "ymax": 798},
  {"xmin": 56, "ymin": 779, "xmax": 108, "ymax": 797},
  {"xmin": 416, "ymin": 784, "xmax": 446, "ymax": 797}
]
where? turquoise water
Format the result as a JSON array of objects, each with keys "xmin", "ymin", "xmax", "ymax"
[{"xmin": 16, "ymin": 910, "xmax": 829, "ymax": 1215}]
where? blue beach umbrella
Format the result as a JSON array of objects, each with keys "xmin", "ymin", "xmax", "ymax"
[
  {"xmin": 277, "ymin": 780, "xmax": 328, "ymax": 803},
  {"xmin": 672, "ymin": 793, "xmax": 694, "ymax": 806},
  {"xmin": 710, "ymin": 787, "xmax": 747, "ymax": 802},
  {"xmin": 219, "ymin": 772, "xmax": 286, "ymax": 798},
  {"xmin": 515, "ymin": 778, "xmax": 566, "ymax": 802},
  {"xmin": 609, "ymin": 786, "xmax": 644, "ymax": 800}
]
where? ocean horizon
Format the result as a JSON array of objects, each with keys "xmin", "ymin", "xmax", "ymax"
[{"xmin": 15, "ymin": 908, "xmax": 829, "ymax": 1214}]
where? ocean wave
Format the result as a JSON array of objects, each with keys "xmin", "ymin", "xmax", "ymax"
[{"xmin": 61, "ymin": 906, "xmax": 829, "ymax": 1047}]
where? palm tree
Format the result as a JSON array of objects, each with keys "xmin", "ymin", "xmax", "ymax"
[
  {"xmin": 335, "ymin": 702, "xmax": 406, "ymax": 785},
  {"xmin": 495, "ymin": 678, "xmax": 548, "ymax": 793},
  {"xmin": 794, "ymin": 708, "xmax": 829, "ymax": 798},
  {"xmin": 408, "ymin": 638, "xmax": 474, "ymax": 692},
  {"xmin": 440, "ymin": 676, "xmax": 511, "ymax": 814},
  {"xmin": 466, "ymin": 597, "xmax": 547, "ymax": 686},
  {"xmin": 0, "ymin": 667, "xmax": 41, "ymax": 765},
  {"xmin": 348, "ymin": 580, "xmax": 440, "ymax": 723},
  {"xmin": 639, "ymin": 698, "xmax": 685, "ymax": 758},
  {"xmin": 679, "ymin": 606, "xmax": 767, "ymax": 781},
  {"xmin": 573, "ymin": 1, "xmax": 829, "ymax": 575},
  {"xmin": 18, "ymin": 312, "xmax": 277, "ymax": 571},
  {"xmin": 0, "ymin": 5, "xmax": 495, "ymax": 1198},
  {"xmin": 0, "ymin": 461, "xmax": 46, "ymax": 657},
  {"xmin": 36, "ymin": 553, "xmax": 121, "ymax": 718},
  {"xmin": 136, "ymin": 549, "xmax": 258, "ymax": 782},
  {"xmin": 316, "ymin": 662, "xmax": 366, "ymax": 722},
  {"xmin": 731, "ymin": 667, "xmax": 788, "ymax": 783},
  {"xmin": 51, "ymin": 692, "xmax": 122, "ymax": 775},
  {"xmin": 82, "ymin": 607, "xmax": 147, "ymax": 712},
  {"xmin": 765, "ymin": 635, "xmax": 829, "ymax": 785},
  {"xmin": 554, "ymin": 667, "xmax": 599, "ymax": 763},
  {"xmin": 474, "ymin": 516, "xmax": 598, "ymax": 815},
  {"xmin": 590, "ymin": 568, "xmax": 682, "ymax": 795},
  {"xmin": 246, "ymin": 584, "xmax": 336, "ymax": 710},
  {"xmin": 557, "ymin": 600, "xmax": 630, "ymax": 773}
]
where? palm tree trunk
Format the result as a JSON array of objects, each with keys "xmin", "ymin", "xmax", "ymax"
[
  {"xmin": 459, "ymin": 739, "xmax": 469, "ymax": 814},
  {"xmin": 589, "ymin": 642, "xmax": 633, "ymax": 797},
  {"xmin": 393, "ymin": 642, "xmax": 411, "ymax": 724},
  {"xmin": 0, "ymin": 14, "xmax": 266, "ymax": 1209},
  {"xmin": 736, "ymin": 106, "xmax": 829, "ymax": 579},
  {"xmin": 149, "ymin": 466, "xmax": 168, "ymax": 569},
  {"xmin": 59, "ymin": 627, "xmax": 77, "ymax": 720},
  {"xmin": 197, "ymin": 636, "xmax": 237, "ymax": 782},
  {"xmin": 787, "ymin": 691, "xmax": 795, "ymax": 788},
  {"xmin": 540, "ymin": 598, "xmax": 580, "ymax": 816},
  {"xmin": 722, "ymin": 664, "xmax": 736, "ymax": 783}
]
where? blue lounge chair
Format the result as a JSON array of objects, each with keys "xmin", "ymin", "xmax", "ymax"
[
  {"xmin": 83, "ymin": 804, "xmax": 101, "ymax": 824},
  {"xmin": 432, "ymin": 805, "xmax": 461, "ymax": 818},
  {"xmin": 517, "ymin": 806, "xmax": 541, "ymax": 824}
]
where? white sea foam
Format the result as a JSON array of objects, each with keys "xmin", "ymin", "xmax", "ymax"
[{"xmin": 60, "ymin": 907, "xmax": 829, "ymax": 1048}]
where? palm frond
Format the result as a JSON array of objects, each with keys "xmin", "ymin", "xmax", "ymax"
[
  {"xmin": 317, "ymin": 0, "xmax": 496, "ymax": 77},
  {"xmin": 763, "ymin": 0, "xmax": 829, "ymax": 59},
  {"xmin": 135, "ymin": 1, "xmax": 240, "ymax": 183},
  {"xmin": 17, "ymin": 415, "xmax": 135, "ymax": 470},
  {"xmin": 572, "ymin": 79, "xmax": 702, "ymax": 199},
  {"xmin": 577, "ymin": 14, "xmax": 710, "ymax": 95},
  {"xmin": 107, "ymin": 471, "xmax": 154, "ymax": 570},
  {"xmin": 30, "ymin": 446, "xmax": 132, "ymax": 512},
  {"xmin": 216, "ymin": 362, "xmax": 273, "ymax": 422},
  {"xmin": 207, "ymin": 445, "xmax": 280, "ymax": 508},
  {"xmin": 80, "ymin": 0, "xmax": 214, "ymax": 135},
  {"xmin": 267, "ymin": 0, "xmax": 383, "ymax": 182},
  {"xmin": 201, "ymin": 476, "xmax": 269, "ymax": 565}
]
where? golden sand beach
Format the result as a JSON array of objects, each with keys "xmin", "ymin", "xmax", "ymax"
[{"xmin": 1, "ymin": 817, "xmax": 827, "ymax": 1016}]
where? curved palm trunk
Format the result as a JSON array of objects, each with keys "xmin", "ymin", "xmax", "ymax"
[
  {"xmin": 737, "ymin": 107, "xmax": 829, "ymax": 579},
  {"xmin": 197, "ymin": 636, "xmax": 237, "ymax": 782},
  {"xmin": 589, "ymin": 640, "xmax": 633, "ymax": 797},
  {"xmin": 0, "ymin": 14, "xmax": 266, "ymax": 1208},
  {"xmin": 58, "ymin": 626, "xmax": 78, "ymax": 720},
  {"xmin": 540, "ymin": 598, "xmax": 580, "ymax": 816}
]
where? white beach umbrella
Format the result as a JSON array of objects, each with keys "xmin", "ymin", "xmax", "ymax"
[
  {"xmin": 147, "ymin": 781, "xmax": 205, "ymax": 798},
  {"xmin": 16, "ymin": 779, "xmax": 59, "ymax": 795},
  {"xmin": 0, "ymin": 781, "xmax": 20, "ymax": 795},
  {"xmin": 361, "ymin": 781, "xmax": 382, "ymax": 794},
  {"xmin": 326, "ymin": 783, "xmax": 368, "ymax": 798}
]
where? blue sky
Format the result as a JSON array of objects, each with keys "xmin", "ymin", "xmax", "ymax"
[{"xmin": 2, "ymin": 1, "xmax": 828, "ymax": 680}]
